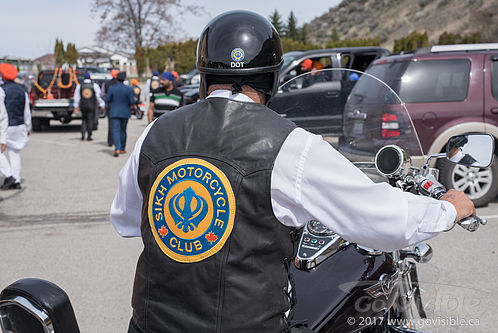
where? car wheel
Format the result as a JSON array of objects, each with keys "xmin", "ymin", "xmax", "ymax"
[{"xmin": 438, "ymin": 155, "xmax": 498, "ymax": 207}]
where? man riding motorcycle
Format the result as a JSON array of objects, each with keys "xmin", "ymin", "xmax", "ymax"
[{"xmin": 110, "ymin": 10, "xmax": 474, "ymax": 333}]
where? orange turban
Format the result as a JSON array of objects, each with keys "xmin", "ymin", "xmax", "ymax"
[
  {"xmin": 0, "ymin": 63, "xmax": 18, "ymax": 81},
  {"xmin": 312, "ymin": 60, "xmax": 324, "ymax": 70},
  {"xmin": 131, "ymin": 78, "xmax": 139, "ymax": 86},
  {"xmin": 111, "ymin": 69, "xmax": 119, "ymax": 78},
  {"xmin": 301, "ymin": 59, "xmax": 312, "ymax": 70}
]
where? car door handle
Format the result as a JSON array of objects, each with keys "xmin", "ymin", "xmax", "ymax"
[{"xmin": 491, "ymin": 107, "xmax": 498, "ymax": 114}]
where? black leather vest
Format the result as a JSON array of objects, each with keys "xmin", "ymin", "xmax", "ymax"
[
  {"xmin": 2, "ymin": 81, "xmax": 25, "ymax": 126},
  {"xmin": 134, "ymin": 97, "xmax": 298, "ymax": 333},
  {"xmin": 79, "ymin": 82, "xmax": 97, "ymax": 110}
]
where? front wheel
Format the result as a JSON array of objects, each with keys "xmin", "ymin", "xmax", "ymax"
[{"xmin": 437, "ymin": 156, "xmax": 498, "ymax": 207}]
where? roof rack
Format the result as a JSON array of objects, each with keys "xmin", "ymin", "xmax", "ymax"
[{"xmin": 430, "ymin": 44, "xmax": 498, "ymax": 53}]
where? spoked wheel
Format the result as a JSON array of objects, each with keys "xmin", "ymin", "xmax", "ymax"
[{"xmin": 438, "ymin": 157, "xmax": 498, "ymax": 207}]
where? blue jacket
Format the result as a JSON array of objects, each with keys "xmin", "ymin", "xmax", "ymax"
[{"xmin": 105, "ymin": 82, "xmax": 135, "ymax": 118}]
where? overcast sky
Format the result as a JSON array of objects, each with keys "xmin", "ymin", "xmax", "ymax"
[{"xmin": 2, "ymin": 0, "xmax": 341, "ymax": 59}]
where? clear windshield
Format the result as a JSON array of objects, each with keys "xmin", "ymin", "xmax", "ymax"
[{"xmin": 272, "ymin": 68, "xmax": 423, "ymax": 179}]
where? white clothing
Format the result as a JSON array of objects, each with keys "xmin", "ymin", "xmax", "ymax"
[
  {"xmin": 0, "ymin": 88, "xmax": 8, "ymax": 144},
  {"xmin": 0, "ymin": 87, "xmax": 31, "ymax": 183},
  {"xmin": 110, "ymin": 91, "xmax": 457, "ymax": 251},
  {"xmin": 73, "ymin": 79, "xmax": 105, "ymax": 109},
  {"xmin": 0, "ymin": 147, "xmax": 21, "ymax": 182}
]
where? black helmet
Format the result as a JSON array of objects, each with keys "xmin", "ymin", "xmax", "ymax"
[{"xmin": 196, "ymin": 10, "xmax": 283, "ymax": 105}]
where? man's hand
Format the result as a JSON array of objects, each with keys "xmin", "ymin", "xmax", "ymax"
[
  {"xmin": 441, "ymin": 189, "xmax": 475, "ymax": 222},
  {"xmin": 74, "ymin": 107, "xmax": 80, "ymax": 114},
  {"xmin": 1, "ymin": 144, "xmax": 5, "ymax": 153}
]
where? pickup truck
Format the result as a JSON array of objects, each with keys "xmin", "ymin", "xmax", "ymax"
[{"xmin": 30, "ymin": 69, "xmax": 101, "ymax": 131}]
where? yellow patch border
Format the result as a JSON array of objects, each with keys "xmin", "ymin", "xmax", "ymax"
[{"xmin": 148, "ymin": 158, "xmax": 236, "ymax": 263}]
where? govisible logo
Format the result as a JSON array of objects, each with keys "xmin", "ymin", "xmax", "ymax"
[
  {"xmin": 148, "ymin": 158, "xmax": 236, "ymax": 263},
  {"xmin": 230, "ymin": 48, "xmax": 245, "ymax": 68}
]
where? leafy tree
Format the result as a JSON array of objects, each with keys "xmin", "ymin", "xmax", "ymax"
[
  {"xmin": 172, "ymin": 39, "xmax": 197, "ymax": 74},
  {"xmin": 134, "ymin": 46, "xmax": 146, "ymax": 79},
  {"xmin": 438, "ymin": 31, "xmax": 482, "ymax": 45},
  {"xmin": 393, "ymin": 31, "xmax": 428, "ymax": 53},
  {"xmin": 54, "ymin": 39, "xmax": 65, "ymax": 66},
  {"xmin": 65, "ymin": 43, "xmax": 78, "ymax": 65},
  {"xmin": 269, "ymin": 9, "xmax": 284, "ymax": 35},
  {"xmin": 299, "ymin": 26, "xmax": 308, "ymax": 44},
  {"xmin": 285, "ymin": 11, "xmax": 299, "ymax": 41},
  {"xmin": 280, "ymin": 37, "xmax": 320, "ymax": 53},
  {"xmin": 326, "ymin": 37, "xmax": 381, "ymax": 48}
]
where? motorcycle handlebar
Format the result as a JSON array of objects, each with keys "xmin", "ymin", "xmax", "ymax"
[{"xmin": 415, "ymin": 171, "xmax": 485, "ymax": 232}]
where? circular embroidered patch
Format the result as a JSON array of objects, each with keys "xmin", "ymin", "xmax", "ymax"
[
  {"xmin": 148, "ymin": 158, "xmax": 236, "ymax": 263},
  {"xmin": 81, "ymin": 88, "xmax": 93, "ymax": 99}
]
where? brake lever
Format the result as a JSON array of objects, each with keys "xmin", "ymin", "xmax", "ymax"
[{"xmin": 457, "ymin": 215, "xmax": 487, "ymax": 232}]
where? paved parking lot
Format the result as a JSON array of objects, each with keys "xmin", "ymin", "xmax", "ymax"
[{"xmin": 0, "ymin": 118, "xmax": 496, "ymax": 332}]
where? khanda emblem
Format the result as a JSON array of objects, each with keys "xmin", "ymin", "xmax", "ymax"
[{"xmin": 169, "ymin": 187, "xmax": 208, "ymax": 232}]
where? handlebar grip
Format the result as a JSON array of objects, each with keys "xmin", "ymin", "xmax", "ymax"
[{"xmin": 457, "ymin": 216, "xmax": 487, "ymax": 232}]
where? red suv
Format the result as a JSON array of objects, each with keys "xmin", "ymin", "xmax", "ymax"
[{"xmin": 343, "ymin": 44, "xmax": 498, "ymax": 206}]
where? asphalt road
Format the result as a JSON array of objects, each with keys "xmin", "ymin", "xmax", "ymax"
[{"xmin": 0, "ymin": 117, "xmax": 497, "ymax": 333}]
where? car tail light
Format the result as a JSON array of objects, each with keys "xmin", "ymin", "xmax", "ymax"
[
  {"xmin": 382, "ymin": 112, "xmax": 400, "ymax": 138},
  {"xmin": 29, "ymin": 91, "xmax": 34, "ymax": 106}
]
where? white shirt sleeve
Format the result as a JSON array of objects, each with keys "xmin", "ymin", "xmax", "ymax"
[
  {"xmin": 93, "ymin": 83, "xmax": 105, "ymax": 108},
  {"xmin": 23, "ymin": 92, "xmax": 31, "ymax": 130},
  {"xmin": 0, "ymin": 88, "xmax": 7, "ymax": 144},
  {"xmin": 73, "ymin": 84, "xmax": 81, "ymax": 108},
  {"xmin": 271, "ymin": 128, "xmax": 457, "ymax": 252},
  {"xmin": 110, "ymin": 121, "xmax": 156, "ymax": 237}
]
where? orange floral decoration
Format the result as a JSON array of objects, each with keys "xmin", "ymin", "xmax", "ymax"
[
  {"xmin": 34, "ymin": 68, "xmax": 58, "ymax": 98},
  {"xmin": 57, "ymin": 67, "xmax": 73, "ymax": 89}
]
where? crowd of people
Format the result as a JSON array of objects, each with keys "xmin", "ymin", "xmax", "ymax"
[
  {"xmin": 72, "ymin": 68, "xmax": 184, "ymax": 157},
  {"xmin": 0, "ymin": 63, "xmax": 185, "ymax": 192}
]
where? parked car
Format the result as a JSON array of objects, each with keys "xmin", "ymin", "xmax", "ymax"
[
  {"xmin": 31, "ymin": 69, "xmax": 102, "ymax": 131},
  {"xmin": 271, "ymin": 47, "xmax": 390, "ymax": 136},
  {"xmin": 341, "ymin": 43, "xmax": 498, "ymax": 206},
  {"xmin": 76, "ymin": 66, "xmax": 112, "ymax": 86}
]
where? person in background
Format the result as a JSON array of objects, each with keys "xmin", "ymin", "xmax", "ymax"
[
  {"xmin": 73, "ymin": 73, "xmax": 105, "ymax": 141},
  {"xmin": 105, "ymin": 71, "xmax": 135, "ymax": 157},
  {"xmin": 131, "ymin": 78, "xmax": 143, "ymax": 119},
  {"xmin": 131, "ymin": 78, "xmax": 141, "ymax": 105},
  {"xmin": 102, "ymin": 69, "xmax": 120, "ymax": 146},
  {"xmin": 147, "ymin": 71, "xmax": 184, "ymax": 123},
  {"xmin": 171, "ymin": 70, "xmax": 182, "ymax": 88},
  {"xmin": 0, "ymin": 82, "xmax": 7, "ymax": 155},
  {"xmin": 0, "ymin": 63, "xmax": 31, "ymax": 190},
  {"xmin": 144, "ymin": 70, "xmax": 160, "ymax": 102}
]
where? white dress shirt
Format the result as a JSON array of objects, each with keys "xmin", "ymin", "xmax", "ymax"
[
  {"xmin": 110, "ymin": 90, "xmax": 457, "ymax": 251},
  {"xmin": 0, "ymin": 88, "xmax": 8, "ymax": 144},
  {"xmin": 73, "ymin": 79, "xmax": 105, "ymax": 109}
]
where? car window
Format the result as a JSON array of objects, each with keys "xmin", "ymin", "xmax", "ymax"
[
  {"xmin": 398, "ymin": 59, "xmax": 470, "ymax": 103},
  {"xmin": 492, "ymin": 59, "xmax": 498, "ymax": 100},
  {"xmin": 363, "ymin": 59, "xmax": 470, "ymax": 103}
]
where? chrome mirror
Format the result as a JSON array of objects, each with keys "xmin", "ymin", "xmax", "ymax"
[
  {"xmin": 0, "ymin": 296, "xmax": 53, "ymax": 333},
  {"xmin": 446, "ymin": 134, "xmax": 494, "ymax": 168}
]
